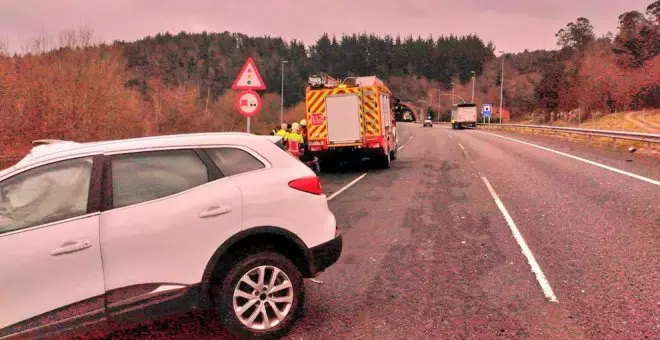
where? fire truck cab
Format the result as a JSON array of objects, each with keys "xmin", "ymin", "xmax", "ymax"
[{"xmin": 304, "ymin": 74, "xmax": 398, "ymax": 171}]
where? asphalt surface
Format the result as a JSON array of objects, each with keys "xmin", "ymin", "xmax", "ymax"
[{"xmin": 101, "ymin": 123, "xmax": 659, "ymax": 340}]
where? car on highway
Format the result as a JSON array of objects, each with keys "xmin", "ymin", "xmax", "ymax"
[
  {"xmin": 0, "ymin": 133, "xmax": 342, "ymax": 339},
  {"xmin": 423, "ymin": 119, "xmax": 433, "ymax": 127}
]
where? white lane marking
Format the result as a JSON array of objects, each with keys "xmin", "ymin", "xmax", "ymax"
[
  {"xmin": 327, "ymin": 173, "xmax": 367, "ymax": 201},
  {"xmin": 458, "ymin": 143, "xmax": 471, "ymax": 160},
  {"xmin": 479, "ymin": 131, "xmax": 660, "ymax": 187},
  {"xmin": 398, "ymin": 132, "xmax": 415, "ymax": 151},
  {"xmin": 482, "ymin": 176, "xmax": 558, "ymax": 303}
]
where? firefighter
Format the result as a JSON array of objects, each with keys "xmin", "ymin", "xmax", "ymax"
[
  {"xmin": 285, "ymin": 122, "xmax": 304, "ymax": 158},
  {"xmin": 276, "ymin": 123, "xmax": 288, "ymax": 139},
  {"xmin": 298, "ymin": 119, "xmax": 314, "ymax": 163},
  {"xmin": 286, "ymin": 123, "xmax": 304, "ymax": 143},
  {"xmin": 299, "ymin": 119, "xmax": 308, "ymax": 146}
]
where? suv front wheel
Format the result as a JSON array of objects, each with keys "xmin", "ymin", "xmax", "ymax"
[{"xmin": 213, "ymin": 251, "xmax": 305, "ymax": 339}]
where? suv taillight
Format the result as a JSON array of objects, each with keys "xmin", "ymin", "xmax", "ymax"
[{"xmin": 288, "ymin": 176, "xmax": 323, "ymax": 195}]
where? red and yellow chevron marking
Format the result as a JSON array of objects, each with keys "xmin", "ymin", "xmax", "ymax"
[
  {"xmin": 362, "ymin": 90, "xmax": 381, "ymax": 137},
  {"xmin": 305, "ymin": 87, "xmax": 362, "ymax": 141}
]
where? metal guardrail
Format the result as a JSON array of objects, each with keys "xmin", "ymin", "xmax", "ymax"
[{"xmin": 478, "ymin": 123, "xmax": 660, "ymax": 146}]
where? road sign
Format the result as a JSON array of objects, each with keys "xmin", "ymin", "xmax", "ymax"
[
  {"xmin": 235, "ymin": 90, "xmax": 262, "ymax": 117},
  {"xmin": 482, "ymin": 104, "xmax": 492, "ymax": 117},
  {"xmin": 232, "ymin": 57, "xmax": 266, "ymax": 91}
]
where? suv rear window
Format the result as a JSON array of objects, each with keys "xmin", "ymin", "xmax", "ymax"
[
  {"xmin": 111, "ymin": 150, "xmax": 208, "ymax": 208},
  {"xmin": 206, "ymin": 148, "xmax": 265, "ymax": 177}
]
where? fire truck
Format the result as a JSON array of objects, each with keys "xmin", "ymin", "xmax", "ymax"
[{"xmin": 304, "ymin": 74, "xmax": 398, "ymax": 171}]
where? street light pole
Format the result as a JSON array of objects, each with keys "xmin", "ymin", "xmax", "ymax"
[
  {"xmin": 499, "ymin": 51, "xmax": 504, "ymax": 124},
  {"xmin": 436, "ymin": 89, "xmax": 442, "ymax": 122},
  {"xmin": 470, "ymin": 71, "xmax": 476, "ymax": 103},
  {"xmin": 280, "ymin": 60, "xmax": 288, "ymax": 125},
  {"xmin": 451, "ymin": 82, "xmax": 455, "ymax": 106}
]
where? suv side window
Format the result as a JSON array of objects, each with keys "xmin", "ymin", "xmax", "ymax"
[
  {"xmin": 0, "ymin": 157, "xmax": 94, "ymax": 234},
  {"xmin": 111, "ymin": 150, "xmax": 208, "ymax": 209},
  {"xmin": 206, "ymin": 148, "xmax": 265, "ymax": 177}
]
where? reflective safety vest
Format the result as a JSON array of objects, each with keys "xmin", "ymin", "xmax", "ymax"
[
  {"xmin": 285, "ymin": 132, "xmax": 304, "ymax": 157},
  {"xmin": 285, "ymin": 132, "xmax": 303, "ymax": 143},
  {"xmin": 276, "ymin": 129, "xmax": 288, "ymax": 138},
  {"xmin": 287, "ymin": 140, "xmax": 301, "ymax": 158}
]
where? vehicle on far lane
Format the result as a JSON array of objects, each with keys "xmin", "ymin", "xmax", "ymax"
[
  {"xmin": 423, "ymin": 119, "xmax": 433, "ymax": 127},
  {"xmin": 0, "ymin": 134, "xmax": 342, "ymax": 340},
  {"xmin": 451, "ymin": 103, "xmax": 477, "ymax": 129}
]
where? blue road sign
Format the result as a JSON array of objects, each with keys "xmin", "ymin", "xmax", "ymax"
[{"xmin": 482, "ymin": 104, "xmax": 492, "ymax": 117}]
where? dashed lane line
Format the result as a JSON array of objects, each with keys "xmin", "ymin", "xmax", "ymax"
[
  {"xmin": 458, "ymin": 143, "xmax": 472, "ymax": 161},
  {"xmin": 328, "ymin": 129, "xmax": 412, "ymax": 201},
  {"xmin": 482, "ymin": 176, "xmax": 559, "ymax": 303},
  {"xmin": 326, "ymin": 173, "xmax": 368, "ymax": 201}
]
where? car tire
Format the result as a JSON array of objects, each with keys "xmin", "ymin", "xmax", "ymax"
[{"xmin": 212, "ymin": 251, "xmax": 305, "ymax": 340}]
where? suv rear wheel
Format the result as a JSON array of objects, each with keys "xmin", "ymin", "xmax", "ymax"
[{"xmin": 212, "ymin": 251, "xmax": 304, "ymax": 339}]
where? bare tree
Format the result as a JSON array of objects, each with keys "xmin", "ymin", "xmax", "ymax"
[
  {"xmin": 58, "ymin": 26, "xmax": 78, "ymax": 49},
  {"xmin": 57, "ymin": 24, "xmax": 96, "ymax": 49},
  {"xmin": 0, "ymin": 38, "xmax": 8, "ymax": 56},
  {"xmin": 22, "ymin": 25, "xmax": 52, "ymax": 55},
  {"xmin": 78, "ymin": 24, "xmax": 94, "ymax": 47}
]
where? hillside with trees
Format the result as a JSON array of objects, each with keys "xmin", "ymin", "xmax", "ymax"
[{"xmin": 0, "ymin": 1, "xmax": 658, "ymax": 165}]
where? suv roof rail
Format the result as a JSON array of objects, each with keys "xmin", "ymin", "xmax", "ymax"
[{"xmin": 32, "ymin": 139, "xmax": 71, "ymax": 146}]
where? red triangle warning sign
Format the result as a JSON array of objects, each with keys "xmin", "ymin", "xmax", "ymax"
[{"xmin": 232, "ymin": 57, "xmax": 267, "ymax": 91}]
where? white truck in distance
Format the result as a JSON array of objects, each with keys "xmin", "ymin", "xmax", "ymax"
[{"xmin": 451, "ymin": 104, "xmax": 477, "ymax": 129}]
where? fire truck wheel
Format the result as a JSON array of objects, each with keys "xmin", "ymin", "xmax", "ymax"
[{"xmin": 375, "ymin": 151, "xmax": 391, "ymax": 169}]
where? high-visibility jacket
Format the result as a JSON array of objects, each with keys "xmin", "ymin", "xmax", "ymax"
[
  {"xmin": 285, "ymin": 132, "xmax": 303, "ymax": 143},
  {"xmin": 275, "ymin": 130, "xmax": 289, "ymax": 140},
  {"xmin": 285, "ymin": 132, "xmax": 304, "ymax": 157}
]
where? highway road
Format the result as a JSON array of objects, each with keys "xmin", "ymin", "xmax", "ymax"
[{"xmin": 102, "ymin": 122, "xmax": 659, "ymax": 340}]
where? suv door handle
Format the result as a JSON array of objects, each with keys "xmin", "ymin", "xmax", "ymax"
[
  {"xmin": 51, "ymin": 241, "xmax": 91, "ymax": 256},
  {"xmin": 199, "ymin": 206, "xmax": 232, "ymax": 218}
]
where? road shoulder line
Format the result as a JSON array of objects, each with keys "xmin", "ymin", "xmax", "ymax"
[
  {"xmin": 398, "ymin": 132, "xmax": 414, "ymax": 151},
  {"xmin": 479, "ymin": 131, "xmax": 660, "ymax": 186},
  {"xmin": 482, "ymin": 176, "xmax": 559, "ymax": 303},
  {"xmin": 327, "ymin": 173, "xmax": 367, "ymax": 201}
]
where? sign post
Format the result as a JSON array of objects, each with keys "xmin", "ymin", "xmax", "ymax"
[
  {"xmin": 232, "ymin": 57, "xmax": 267, "ymax": 133},
  {"xmin": 482, "ymin": 104, "xmax": 492, "ymax": 124}
]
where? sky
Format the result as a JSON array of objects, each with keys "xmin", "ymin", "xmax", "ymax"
[{"xmin": 0, "ymin": 0, "xmax": 654, "ymax": 54}]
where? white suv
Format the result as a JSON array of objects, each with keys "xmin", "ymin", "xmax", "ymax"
[{"xmin": 0, "ymin": 133, "xmax": 342, "ymax": 339}]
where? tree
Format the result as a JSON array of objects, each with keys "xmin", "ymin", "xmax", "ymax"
[
  {"xmin": 0, "ymin": 38, "xmax": 8, "ymax": 56},
  {"xmin": 648, "ymin": 0, "xmax": 660, "ymax": 23},
  {"xmin": 556, "ymin": 17, "xmax": 595, "ymax": 50},
  {"xmin": 535, "ymin": 62, "xmax": 566, "ymax": 111},
  {"xmin": 613, "ymin": 9, "xmax": 659, "ymax": 67}
]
